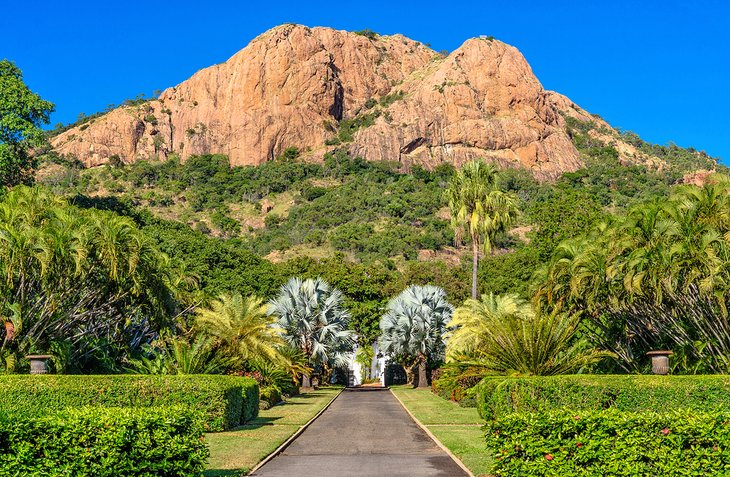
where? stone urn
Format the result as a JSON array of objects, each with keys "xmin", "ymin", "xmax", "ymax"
[
  {"xmin": 646, "ymin": 350, "xmax": 673, "ymax": 375},
  {"xmin": 26, "ymin": 355, "xmax": 52, "ymax": 374}
]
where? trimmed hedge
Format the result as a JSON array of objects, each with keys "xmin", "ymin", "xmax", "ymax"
[
  {"xmin": 486, "ymin": 409, "xmax": 730, "ymax": 476},
  {"xmin": 242, "ymin": 377, "xmax": 259, "ymax": 421},
  {"xmin": 0, "ymin": 406, "xmax": 208, "ymax": 476},
  {"xmin": 0, "ymin": 375, "xmax": 258, "ymax": 431},
  {"xmin": 475, "ymin": 375, "xmax": 730, "ymax": 420}
]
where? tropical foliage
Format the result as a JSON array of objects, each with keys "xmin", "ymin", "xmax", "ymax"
[
  {"xmin": 447, "ymin": 293, "xmax": 610, "ymax": 376},
  {"xmin": 0, "ymin": 186, "xmax": 185, "ymax": 372},
  {"xmin": 535, "ymin": 175, "xmax": 730, "ymax": 373},
  {"xmin": 269, "ymin": 277, "xmax": 355, "ymax": 386},
  {"xmin": 127, "ymin": 335, "xmax": 227, "ymax": 375},
  {"xmin": 447, "ymin": 160, "xmax": 519, "ymax": 298},
  {"xmin": 379, "ymin": 285, "xmax": 453, "ymax": 387},
  {"xmin": 196, "ymin": 293, "xmax": 285, "ymax": 367}
]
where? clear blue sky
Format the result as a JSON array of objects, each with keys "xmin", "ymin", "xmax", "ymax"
[{"xmin": 2, "ymin": 0, "xmax": 728, "ymax": 163}]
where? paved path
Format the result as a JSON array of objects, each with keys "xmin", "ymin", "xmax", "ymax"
[{"xmin": 251, "ymin": 387, "xmax": 469, "ymax": 477}]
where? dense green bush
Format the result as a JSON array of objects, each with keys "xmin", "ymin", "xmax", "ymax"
[
  {"xmin": 474, "ymin": 375, "xmax": 730, "ymax": 421},
  {"xmin": 0, "ymin": 375, "xmax": 258, "ymax": 431},
  {"xmin": 0, "ymin": 406, "xmax": 208, "ymax": 476},
  {"xmin": 260, "ymin": 385, "xmax": 283, "ymax": 409},
  {"xmin": 486, "ymin": 409, "xmax": 730, "ymax": 476},
  {"xmin": 432, "ymin": 365, "xmax": 489, "ymax": 407}
]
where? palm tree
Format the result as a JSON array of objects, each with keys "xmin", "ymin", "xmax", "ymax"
[
  {"xmin": 534, "ymin": 175, "xmax": 730, "ymax": 372},
  {"xmin": 196, "ymin": 293, "xmax": 284, "ymax": 368},
  {"xmin": 268, "ymin": 277, "xmax": 354, "ymax": 387},
  {"xmin": 447, "ymin": 293, "xmax": 611, "ymax": 375},
  {"xmin": 379, "ymin": 285, "xmax": 453, "ymax": 387},
  {"xmin": 447, "ymin": 160, "xmax": 519, "ymax": 299},
  {"xmin": 0, "ymin": 186, "xmax": 181, "ymax": 371}
]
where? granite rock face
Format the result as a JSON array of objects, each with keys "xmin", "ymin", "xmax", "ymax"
[{"xmin": 52, "ymin": 25, "xmax": 617, "ymax": 180}]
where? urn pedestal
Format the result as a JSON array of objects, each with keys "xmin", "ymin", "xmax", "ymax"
[
  {"xmin": 646, "ymin": 350, "xmax": 673, "ymax": 375},
  {"xmin": 26, "ymin": 355, "xmax": 52, "ymax": 375}
]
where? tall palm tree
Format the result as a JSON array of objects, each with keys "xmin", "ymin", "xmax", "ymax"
[
  {"xmin": 379, "ymin": 285, "xmax": 453, "ymax": 387},
  {"xmin": 269, "ymin": 277, "xmax": 354, "ymax": 387},
  {"xmin": 196, "ymin": 293, "xmax": 285, "ymax": 367},
  {"xmin": 447, "ymin": 160, "xmax": 519, "ymax": 299}
]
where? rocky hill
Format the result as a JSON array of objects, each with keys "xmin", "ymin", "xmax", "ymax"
[{"xmin": 50, "ymin": 24, "xmax": 698, "ymax": 180}]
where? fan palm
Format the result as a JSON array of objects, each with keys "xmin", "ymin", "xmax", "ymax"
[
  {"xmin": 269, "ymin": 277, "xmax": 354, "ymax": 387},
  {"xmin": 447, "ymin": 160, "xmax": 519, "ymax": 299},
  {"xmin": 379, "ymin": 285, "xmax": 453, "ymax": 387}
]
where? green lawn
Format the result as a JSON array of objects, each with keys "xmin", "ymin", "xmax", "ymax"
[
  {"xmin": 205, "ymin": 386, "xmax": 342, "ymax": 476},
  {"xmin": 390, "ymin": 386, "xmax": 493, "ymax": 477}
]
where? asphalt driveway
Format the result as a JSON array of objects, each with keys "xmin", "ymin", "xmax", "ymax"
[{"xmin": 251, "ymin": 387, "xmax": 469, "ymax": 477}]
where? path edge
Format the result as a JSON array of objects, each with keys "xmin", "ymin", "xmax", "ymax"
[
  {"xmin": 248, "ymin": 386, "xmax": 344, "ymax": 475},
  {"xmin": 390, "ymin": 388, "xmax": 476, "ymax": 477}
]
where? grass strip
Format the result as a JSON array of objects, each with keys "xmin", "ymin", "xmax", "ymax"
[{"xmin": 391, "ymin": 385, "xmax": 494, "ymax": 477}]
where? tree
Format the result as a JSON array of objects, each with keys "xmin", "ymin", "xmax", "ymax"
[
  {"xmin": 447, "ymin": 293, "xmax": 611, "ymax": 375},
  {"xmin": 0, "ymin": 60, "xmax": 55, "ymax": 186},
  {"xmin": 268, "ymin": 277, "xmax": 354, "ymax": 387},
  {"xmin": 275, "ymin": 255, "xmax": 399, "ymax": 346},
  {"xmin": 0, "ymin": 186, "xmax": 185, "ymax": 371},
  {"xmin": 379, "ymin": 285, "xmax": 453, "ymax": 387},
  {"xmin": 195, "ymin": 293, "xmax": 285, "ymax": 368},
  {"xmin": 447, "ymin": 160, "xmax": 519, "ymax": 299},
  {"xmin": 535, "ymin": 175, "xmax": 730, "ymax": 372}
]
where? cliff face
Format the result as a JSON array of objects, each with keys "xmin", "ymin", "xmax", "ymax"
[{"xmin": 52, "ymin": 25, "xmax": 614, "ymax": 179}]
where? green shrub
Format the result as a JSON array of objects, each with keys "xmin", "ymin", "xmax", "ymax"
[
  {"xmin": 474, "ymin": 375, "xmax": 730, "ymax": 421},
  {"xmin": 0, "ymin": 406, "xmax": 208, "ymax": 476},
  {"xmin": 379, "ymin": 90, "xmax": 404, "ymax": 107},
  {"xmin": 354, "ymin": 29, "xmax": 378, "ymax": 40},
  {"xmin": 432, "ymin": 364, "xmax": 491, "ymax": 407},
  {"xmin": 486, "ymin": 409, "xmax": 730, "ymax": 476},
  {"xmin": 0, "ymin": 374, "xmax": 258, "ymax": 431},
  {"xmin": 260, "ymin": 386, "xmax": 282, "ymax": 409}
]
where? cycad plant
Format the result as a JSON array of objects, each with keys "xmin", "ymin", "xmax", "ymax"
[
  {"xmin": 196, "ymin": 293, "xmax": 285, "ymax": 368},
  {"xmin": 447, "ymin": 293, "xmax": 611, "ymax": 376},
  {"xmin": 127, "ymin": 335, "xmax": 227, "ymax": 375},
  {"xmin": 269, "ymin": 277, "xmax": 354, "ymax": 387},
  {"xmin": 379, "ymin": 285, "xmax": 453, "ymax": 387}
]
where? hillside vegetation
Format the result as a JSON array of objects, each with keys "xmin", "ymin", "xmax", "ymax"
[{"xmin": 35, "ymin": 119, "xmax": 725, "ymax": 348}]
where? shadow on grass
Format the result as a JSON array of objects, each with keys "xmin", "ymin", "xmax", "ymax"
[
  {"xmin": 231, "ymin": 416, "xmax": 282, "ymax": 430},
  {"xmin": 203, "ymin": 469, "xmax": 246, "ymax": 477}
]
